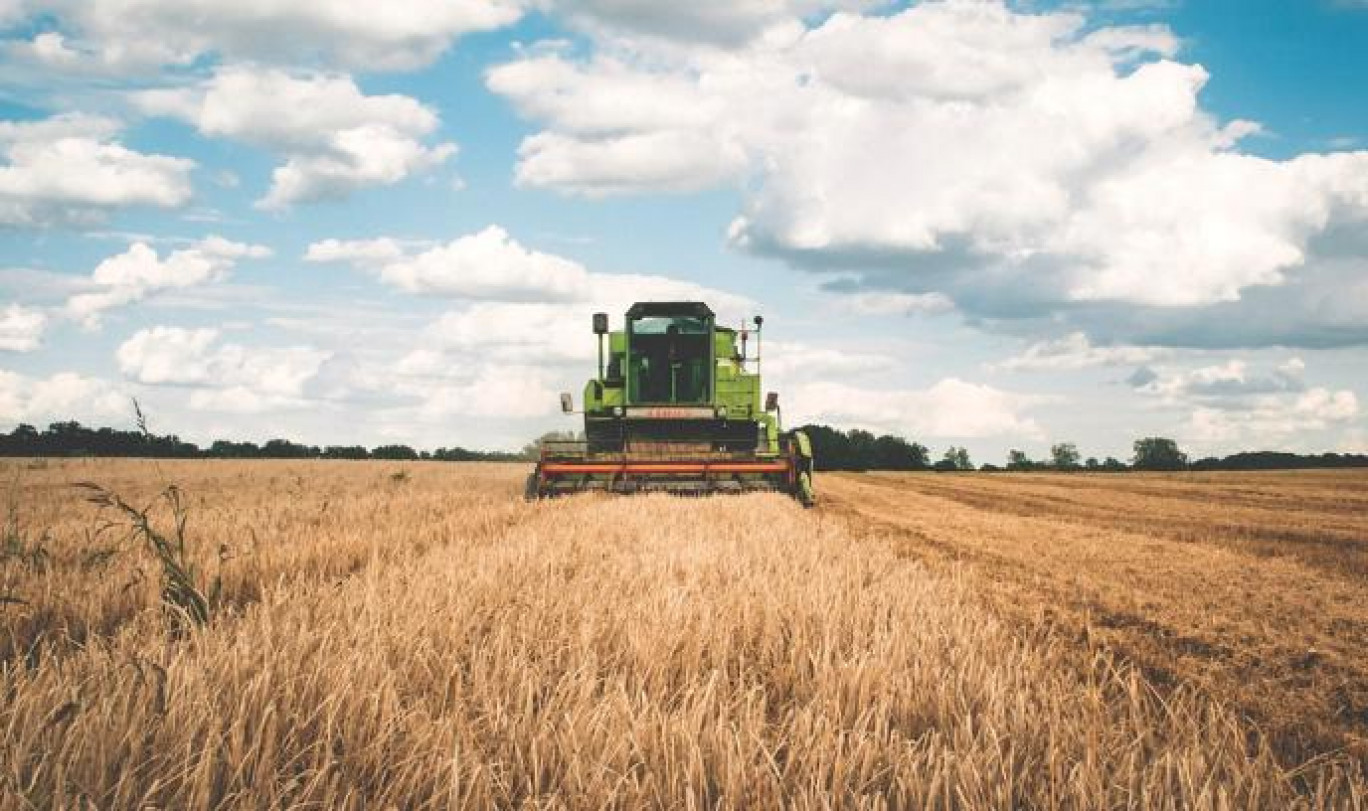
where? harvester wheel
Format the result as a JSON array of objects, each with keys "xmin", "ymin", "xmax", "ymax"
[
  {"xmin": 796, "ymin": 470, "xmax": 815, "ymax": 508},
  {"xmin": 523, "ymin": 471, "xmax": 541, "ymax": 502}
]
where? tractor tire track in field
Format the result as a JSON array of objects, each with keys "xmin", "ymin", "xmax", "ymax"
[
  {"xmin": 852, "ymin": 471, "xmax": 1368, "ymax": 580},
  {"xmin": 818, "ymin": 472, "xmax": 1368, "ymax": 771}
]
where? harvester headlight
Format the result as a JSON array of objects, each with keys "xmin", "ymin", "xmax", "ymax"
[
  {"xmin": 716, "ymin": 406, "xmax": 728, "ymax": 419},
  {"xmin": 612, "ymin": 406, "xmax": 624, "ymax": 417}
]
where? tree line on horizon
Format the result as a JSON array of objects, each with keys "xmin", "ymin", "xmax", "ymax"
[
  {"xmin": 799, "ymin": 426, "xmax": 1368, "ymax": 473},
  {"xmin": 0, "ymin": 421, "xmax": 523, "ymax": 463},
  {"xmin": 1, "ymin": 419, "xmax": 1365, "ymax": 472}
]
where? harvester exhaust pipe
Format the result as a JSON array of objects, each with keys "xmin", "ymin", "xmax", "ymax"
[
  {"xmin": 593, "ymin": 312, "xmax": 609, "ymax": 380},
  {"xmin": 753, "ymin": 314, "xmax": 763, "ymax": 378}
]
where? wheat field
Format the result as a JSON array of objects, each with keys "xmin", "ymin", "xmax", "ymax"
[{"xmin": 1, "ymin": 459, "xmax": 1365, "ymax": 808}]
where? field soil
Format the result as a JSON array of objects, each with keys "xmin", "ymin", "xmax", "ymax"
[{"xmin": 1, "ymin": 459, "xmax": 1365, "ymax": 809}]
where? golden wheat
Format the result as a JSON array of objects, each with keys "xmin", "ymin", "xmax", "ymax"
[{"xmin": 1, "ymin": 460, "xmax": 1364, "ymax": 808}]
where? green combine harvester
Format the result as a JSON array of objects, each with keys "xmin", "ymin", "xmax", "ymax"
[{"xmin": 527, "ymin": 301, "xmax": 815, "ymax": 506}]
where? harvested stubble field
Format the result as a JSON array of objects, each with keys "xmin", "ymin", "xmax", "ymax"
[{"xmin": 1, "ymin": 460, "xmax": 1365, "ymax": 809}]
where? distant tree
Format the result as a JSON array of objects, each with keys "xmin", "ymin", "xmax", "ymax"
[
  {"xmin": 787, "ymin": 424, "xmax": 935, "ymax": 472},
  {"xmin": 430, "ymin": 446, "xmax": 522, "ymax": 462},
  {"xmin": 1132, "ymin": 437, "xmax": 1187, "ymax": 471},
  {"xmin": 434, "ymin": 446, "xmax": 475, "ymax": 462},
  {"xmin": 1084, "ymin": 457, "xmax": 1100, "ymax": 471},
  {"xmin": 871, "ymin": 434, "xmax": 930, "ymax": 470},
  {"xmin": 520, "ymin": 430, "xmax": 583, "ymax": 460},
  {"xmin": 979, "ymin": 463, "xmax": 1001, "ymax": 472},
  {"xmin": 372, "ymin": 444, "xmax": 419, "ymax": 460},
  {"xmin": 1102, "ymin": 456, "xmax": 1128, "ymax": 471},
  {"xmin": 942, "ymin": 446, "xmax": 972, "ymax": 471},
  {"xmin": 1006, "ymin": 449, "xmax": 1034, "ymax": 471},
  {"xmin": 322, "ymin": 445, "xmax": 369, "ymax": 460},
  {"xmin": 262, "ymin": 438, "xmax": 317, "ymax": 459},
  {"xmin": 845, "ymin": 429, "xmax": 878, "ymax": 470},
  {"xmin": 1050, "ymin": 442, "xmax": 1081, "ymax": 470},
  {"xmin": 0, "ymin": 424, "xmax": 39, "ymax": 455},
  {"xmin": 0, "ymin": 418, "xmax": 540, "ymax": 463},
  {"xmin": 1190, "ymin": 450, "xmax": 1368, "ymax": 471},
  {"xmin": 209, "ymin": 440, "xmax": 260, "ymax": 458}
]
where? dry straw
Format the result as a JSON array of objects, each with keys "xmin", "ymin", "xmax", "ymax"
[{"xmin": 0, "ymin": 460, "xmax": 1363, "ymax": 809}]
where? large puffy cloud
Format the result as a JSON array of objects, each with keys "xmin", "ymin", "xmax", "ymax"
[
  {"xmin": 66, "ymin": 236, "xmax": 271, "ymax": 327},
  {"xmin": 0, "ymin": 304, "xmax": 46, "ymax": 351},
  {"xmin": 764, "ymin": 339, "xmax": 897, "ymax": 380},
  {"xmin": 998, "ymin": 332, "xmax": 1166, "ymax": 372},
  {"xmin": 789, "ymin": 377, "xmax": 1046, "ymax": 440},
  {"xmin": 116, "ymin": 326, "xmax": 331, "ymax": 413},
  {"xmin": 0, "ymin": 114, "xmax": 193, "ymax": 227},
  {"xmin": 488, "ymin": 1, "xmax": 1368, "ymax": 345},
  {"xmin": 0, "ymin": 368, "xmax": 127, "ymax": 425},
  {"xmin": 307, "ymin": 224, "xmax": 755, "ymax": 318},
  {"xmin": 486, "ymin": 53, "xmax": 747, "ymax": 195},
  {"xmin": 411, "ymin": 364, "xmax": 562, "ymax": 420},
  {"xmin": 1136, "ymin": 357, "xmax": 1307, "ymax": 403},
  {"xmin": 136, "ymin": 66, "xmax": 456, "ymax": 208},
  {"xmin": 1067, "ymin": 250, "xmax": 1368, "ymax": 349},
  {"xmin": 308, "ymin": 226, "xmax": 589, "ymax": 300},
  {"xmin": 829, "ymin": 291, "xmax": 954, "ymax": 317},
  {"xmin": 553, "ymin": 0, "xmax": 885, "ymax": 47},
  {"xmin": 4, "ymin": 0, "xmax": 522, "ymax": 73},
  {"xmin": 1186, "ymin": 389, "xmax": 1360, "ymax": 451},
  {"xmin": 1128, "ymin": 356, "xmax": 1360, "ymax": 452}
]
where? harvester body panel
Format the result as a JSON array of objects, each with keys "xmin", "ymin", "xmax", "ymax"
[{"xmin": 530, "ymin": 301, "xmax": 814, "ymax": 505}]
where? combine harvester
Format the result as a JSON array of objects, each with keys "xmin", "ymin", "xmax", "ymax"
[{"xmin": 527, "ymin": 301, "xmax": 815, "ymax": 506}]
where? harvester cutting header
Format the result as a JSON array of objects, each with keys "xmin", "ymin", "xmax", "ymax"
[{"xmin": 527, "ymin": 301, "xmax": 815, "ymax": 505}]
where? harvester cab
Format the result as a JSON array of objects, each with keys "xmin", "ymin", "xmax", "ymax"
[{"xmin": 527, "ymin": 301, "xmax": 815, "ymax": 506}]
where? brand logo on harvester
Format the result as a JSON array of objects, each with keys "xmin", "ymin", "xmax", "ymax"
[{"xmin": 628, "ymin": 407, "xmax": 715, "ymax": 419}]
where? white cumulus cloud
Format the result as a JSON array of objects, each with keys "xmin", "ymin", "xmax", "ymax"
[
  {"xmin": 136, "ymin": 66, "xmax": 456, "ymax": 208},
  {"xmin": 306, "ymin": 224, "xmax": 755, "ymax": 317},
  {"xmin": 66, "ymin": 236, "xmax": 272, "ymax": 328},
  {"xmin": 413, "ymin": 364, "xmax": 562, "ymax": 420},
  {"xmin": 116, "ymin": 326, "xmax": 331, "ymax": 413},
  {"xmin": 6, "ymin": 0, "xmax": 523, "ymax": 73},
  {"xmin": 1127, "ymin": 355, "xmax": 1358, "ymax": 452},
  {"xmin": 831, "ymin": 291, "xmax": 955, "ymax": 317},
  {"xmin": 309, "ymin": 226, "xmax": 590, "ymax": 300},
  {"xmin": 0, "ymin": 304, "xmax": 47, "ymax": 351},
  {"xmin": 1187, "ymin": 388, "xmax": 1359, "ymax": 450},
  {"xmin": 1138, "ymin": 357, "xmax": 1307, "ymax": 402},
  {"xmin": 998, "ymin": 332, "xmax": 1166, "ymax": 372},
  {"xmin": 790, "ymin": 377, "xmax": 1045, "ymax": 440},
  {"xmin": 487, "ymin": 0, "xmax": 1368, "ymax": 321},
  {"xmin": 0, "ymin": 113, "xmax": 193, "ymax": 227},
  {"xmin": 0, "ymin": 368, "xmax": 127, "ymax": 425},
  {"xmin": 553, "ymin": 0, "xmax": 887, "ymax": 46}
]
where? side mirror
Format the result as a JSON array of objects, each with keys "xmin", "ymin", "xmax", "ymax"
[
  {"xmin": 592, "ymin": 312, "xmax": 608, "ymax": 334},
  {"xmin": 765, "ymin": 392, "xmax": 779, "ymax": 412},
  {"xmin": 560, "ymin": 392, "xmax": 573, "ymax": 413}
]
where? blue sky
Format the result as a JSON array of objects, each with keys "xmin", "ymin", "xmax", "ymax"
[{"xmin": 1, "ymin": 0, "xmax": 1366, "ymax": 464}]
